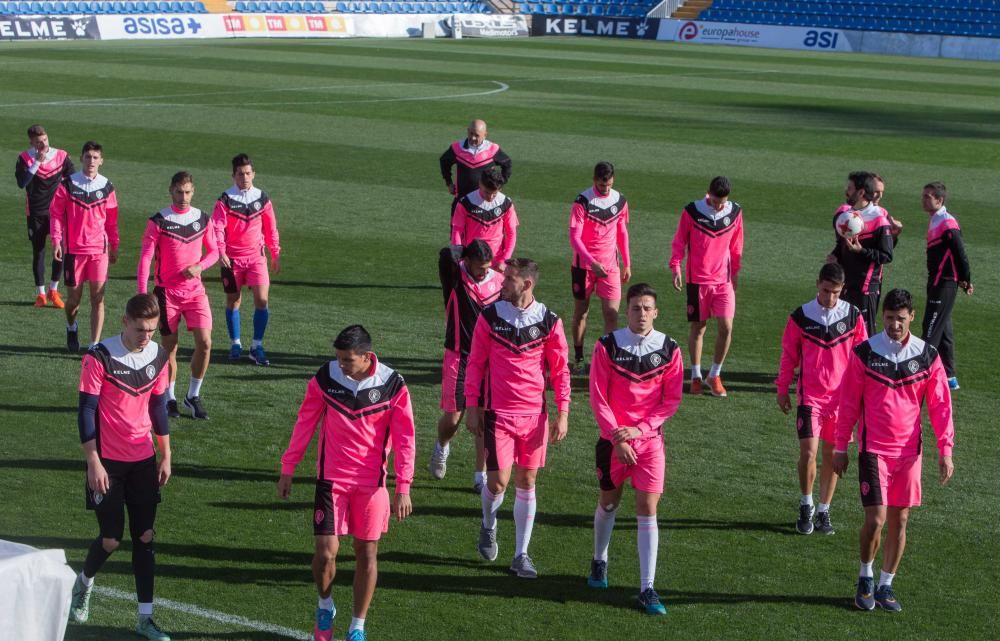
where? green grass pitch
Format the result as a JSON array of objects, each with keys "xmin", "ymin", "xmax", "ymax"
[{"xmin": 1, "ymin": 36, "xmax": 999, "ymax": 640}]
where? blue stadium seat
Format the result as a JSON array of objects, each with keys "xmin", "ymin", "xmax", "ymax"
[
  {"xmin": 278, "ymin": 1, "xmax": 290, "ymax": 10},
  {"xmin": 334, "ymin": 1, "xmax": 346, "ymax": 10},
  {"xmin": 181, "ymin": 0, "xmax": 195, "ymax": 11},
  {"xmin": 235, "ymin": 1, "xmax": 247, "ymax": 10},
  {"xmin": 401, "ymin": 1, "xmax": 412, "ymax": 11},
  {"xmin": 390, "ymin": 1, "xmax": 400, "ymax": 11}
]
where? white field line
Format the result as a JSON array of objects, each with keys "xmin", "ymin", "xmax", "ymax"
[
  {"xmin": 94, "ymin": 585, "xmax": 312, "ymax": 640},
  {"xmin": 0, "ymin": 80, "xmax": 509, "ymax": 109},
  {"xmin": 0, "ymin": 67, "xmax": 786, "ymax": 110}
]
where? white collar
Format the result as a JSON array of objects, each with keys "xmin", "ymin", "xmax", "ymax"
[
  {"xmin": 463, "ymin": 138, "xmax": 491, "ymax": 154},
  {"xmin": 467, "ymin": 190, "xmax": 507, "ymax": 209},
  {"xmin": 612, "ymin": 328, "xmax": 666, "ymax": 356},
  {"xmin": 326, "ymin": 358, "xmax": 395, "ymax": 395},
  {"xmin": 869, "ymin": 331, "xmax": 925, "ymax": 363},
  {"xmin": 801, "ymin": 298, "xmax": 851, "ymax": 326},
  {"xmin": 694, "ymin": 197, "xmax": 732, "ymax": 220},
  {"xmin": 495, "ymin": 299, "xmax": 547, "ymax": 327},
  {"xmin": 99, "ymin": 334, "xmax": 160, "ymax": 369}
]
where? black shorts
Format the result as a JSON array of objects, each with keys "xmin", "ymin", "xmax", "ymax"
[
  {"xmin": 26, "ymin": 215, "xmax": 50, "ymax": 243},
  {"xmin": 313, "ymin": 479, "xmax": 336, "ymax": 536},
  {"xmin": 86, "ymin": 456, "xmax": 161, "ymax": 538},
  {"xmin": 570, "ymin": 266, "xmax": 589, "ymax": 301},
  {"xmin": 595, "ymin": 438, "xmax": 617, "ymax": 492}
]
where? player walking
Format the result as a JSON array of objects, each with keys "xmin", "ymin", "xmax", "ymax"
[
  {"xmin": 440, "ymin": 119, "xmax": 512, "ymax": 217},
  {"xmin": 15, "ymin": 124, "xmax": 74, "ymax": 308},
  {"xmin": 68, "ymin": 294, "xmax": 172, "ymax": 641},
  {"xmin": 669, "ymin": 176, "xmax": 744, "ymax": 397},
  {"xmin": 430, "ymin": 240, "xmax": 503, "ymax": 491},
  {"xmin": 920, "ymin": 182, "xmax": 972, "ymax": 391},
  {"xmin": 776, "ymin": 263, "xmax": 867, "ymax": 535},
  {"xmin": 833, "ymin": 289, "xmax": 955, "ymax": 612},
  {"xmin": 465, "ymin": 258, "xmax": 570, "ymax": 578},
  {"xmin": 50, "ymin": 141, "xmax": 119, "ymax": 352},
  {"xmin": 585, "ymin": 283, "xmax": 681, "ymax": 615},
  {"xmin": 828, "ymin": 171, "xmax": 894, "ymax": 335},
  {"xmin": 213, "ymin": 153, "xmax": 281, "ymax": 366},
  {"xmin": 569, "ymin": 161, "xmax": 631, "ymax": 374},
  {"xmin": 449, "ymin": 166, "xmax": 517, "ymax": 271},
  {"xmin": 137, "ymin": 172, "xmax": 218, "ymax": 420},
  {"xmin": 278, "ymin": 325, "xmax": 415, "ymax": 641}
]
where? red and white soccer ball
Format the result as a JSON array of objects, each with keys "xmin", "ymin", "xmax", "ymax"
[{"xmin": 836, "ymin": 210, "xmax": 864, "ymax": 239}]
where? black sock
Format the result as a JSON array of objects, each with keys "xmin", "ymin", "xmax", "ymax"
[
  {"xmin": 133, "ymin": 538, "xmax": 155, "ymax": 604},
  {"xmin": 83, "ymin": 536, "xmax": 114, "ymax": 578},
  {"xmin": 574, "ymin": 345, "xmax": 584, "ymax": 362}
]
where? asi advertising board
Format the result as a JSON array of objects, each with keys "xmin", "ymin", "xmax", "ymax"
[
  {"xmin": 535, "ymin": 16, "xmax": 659, "ymax": 40},
  {"xmin": 666, "ymin": 20, "xmax": 855, "ymax": 52},
  {"xmin": 0, "ymin": 15, "xmax": 100, "ymax": 40}
]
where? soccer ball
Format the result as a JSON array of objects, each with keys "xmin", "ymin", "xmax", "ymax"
[{"xmin": 836, "ymin": 210, "xmax": 864, "ymax": 239}]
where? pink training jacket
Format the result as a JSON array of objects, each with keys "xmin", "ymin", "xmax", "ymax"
[
  {"xmin": 570, "ymin": 186, "xmax": 630, "ymax": 271},
  {"xmin": 835, "ymin": 332, "xmax": 954, "ymax": 458},
  {"xmin": 79, "ymin": 335, "xmax": 169, "ymax": 463},
  {"xmin": 280, "ymin": 355, "xmax": 416, "ymax": 494},
  {"xmin": 589, "ymin": 328, "xmax": 683, "ymax": 441},
  {"xmin": 926, "ymin": 207, "xmax": 971, "ymax": 287},
  {"xmin": 776, "ymin": 298, "xmax": 868, "ymax": 410},
  {"xmin": 212, "ymin": 185, "xmax": 281, "ymax": 260},
  {"xmin": 137, "ymin": 205, "xmax": 219, "ymax": 294},
  {"xmin": 669, "ymin": 197, "xmax": 744, "ymax": 285},
  {"xmin": 451, "ymin": 190, "xmax": 518, "ymax": 270},
  {"xmin": 49, "ymin": 172, "xmax": 119, "ymax": 255},
  {"xmin": 465, "ymin": 299, "xmax": 571, "ymax": 415},
  {"xmin": 830, "ymin": 202, "xmax": 894, "ymax": 295}
]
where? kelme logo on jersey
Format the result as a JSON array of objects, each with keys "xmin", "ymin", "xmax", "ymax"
[
  {"xmin": 145, "ymin": 365, "xmax": 156, "ymax": 380},
  {"xmin": 907, "ymin": 360, "xmax": 920, "ymax": 374},
  {"xmin": 368, "ymin": 389, "xmax": 381, "ymax": 403},
  {"xmin": 836, "ymin": 321, "xmax": 847, "ymax": 333}
]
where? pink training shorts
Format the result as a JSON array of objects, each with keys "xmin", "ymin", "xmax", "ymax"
[
  {"xmin": 221, "ymin": 254, "xmax": 269, "ymax": 294},
  {"xmin": 484, "ymin": 411, "xmax": 548, "ymax": 471},
  {"xmin": 595, "ymin": 435, "xmax": 665, "ymax": 494},
  {"xmin": 571, "ymin": 265, "xmax": 622, "ymax": 302},
  {"xmin": 686, "ymin": 281, "xmax": 735, "ymax": 322},
  {"xmin": 65, "ymin": 253, "xmax": 109, "ymax": 287},
  {"xmin": 859, "ymin": 452, "xmax": 922, "ymax": 508},
  {"xmin": 313, "ymin": 481, "xmax": 390, "ymax": 541},
  {"xmin": 154, "ymin": 286, "xmax": 212, "ymax": 335}
]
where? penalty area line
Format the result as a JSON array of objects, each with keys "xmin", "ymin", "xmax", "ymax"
[{"xmin": 94, "ymin": 585, "xmax": 312, "ymax": 640}]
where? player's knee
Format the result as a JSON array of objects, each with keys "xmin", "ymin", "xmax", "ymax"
[
  {"xmin": 139, "ymin": 529, "xmax": 154, "ymax": 544},
  {"xmin": 601, "ymin": 503, "xmax": 617, "ymax": 514},
  {"xmin": 101, "ymin": 537, "xmax": 121, "ymax": 552}
]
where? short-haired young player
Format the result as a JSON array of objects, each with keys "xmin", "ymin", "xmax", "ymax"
[
  {"xmin": 920, "ymin": 182, "xmax": 973, "ymax": 391},
  {"xmin": 137, "ymin": 171, "xmax": 218, "ymax": 420},
  {"xmin": 430, "ymin": 240, "xmax": 503, "ymax": 491},
  {"xmin": 833, "ymin": 289, "xmax": 955, "ymax": 612},
  {"xmin": 212, "ymin": 153, "xmax": 281, "ymax": 366},
  {"xmin": 669, "ymin": 176, "xmax": 744, "ymax": 397},
  {"xmin": 776, "ymin": 263, "xmax": 867, "ymax": 535},
  {"xmin": 465, "ymin": 258, "xmax": 570, "ymax": 579},
  {"xmin": 278, "ymin": 325, "xmax": 415, "ymax": 641},
  {"xmin": 450, "ymin": 166, "xmax": 518, "ymax": 271},
  {"xmin": 569, "ymin": 160, "xmax": 631, "ymax": 374},
  {"xmin": 828, "ymin": 171, "xmax": 894, "ymax": 335},
  {"xmin": 15, "ymin": 123, "xmax": 75, "ymax": 308},
  {"xmin": 586, "ymin": 283, "xmax": 682, "ymax": 616},
  {"xmin": 49, "ymin": 141, "xmax": 119, "ymax": 352},
  {"xmin": 69, "ymin": 294, "xmax": 172, "ymax": 641}
]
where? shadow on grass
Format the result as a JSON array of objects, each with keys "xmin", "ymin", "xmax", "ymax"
[
  {"xmin": 0, "ymin": 403, "xmax": 75, "ymax": 413},
  {"xmin": 0, "ymin": 343, "xmax": 85, "ymax": 360},
  {"xmin": 269, "ymin": 279, "xmax": 437, "ymax": 292},
  {"xmin": 0, "ymin": 458, "xmax": 305, "ymax": 485},
  {"xmin": 67, "ymin": 624, "xmax": 300, "ymax": 641}
]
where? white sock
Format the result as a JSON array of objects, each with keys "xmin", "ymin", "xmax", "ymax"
[
  {"xmin": 36, "ymin": 285, "xmax": 45, "ymax": 295},
  {"xmin": 593, "ymin": 503, "xmax": 617, "ymax": 562},
  {"xmin": 473, "ymin": 470, "xmax": 486, "ymax": 485},
  {"xmin": 78, "ymin": 571, "xmax": 94, "ymax": 587},
  {"xmin": 349, "ymin": 617, "xmax": 365, "ymax": 632},
  {"xmin": 690, "ymin": 364, "xmax": 702, "ymax": 380},
  {"xmin": 138, "ymin": 602, "xmax": 153, "ymax": 617},
  {"xmin": 67, "ymin": 322, "xmax": 78, "ymax": 331},
  {"xmin": 231, "ymin": 338, "xmax": 241, "ymax": 346},
  {"xmin": 513, "ymin": 487, "xmax": 536, "ymax": 557},
  {"xmin": 318, "ymin": 595, "xmax": 335, "ymax": 614},
  {"xmin": 167, "ymin": 382, "xmax": 176, "ymax": 401},
  {"xmin": 188, "ymin": 377, "xmax": 203, "ymax": 399},
  {"xmin": 800, "ymin": 494, "xmax": 813, "ymax": 507},
  {"xmin": 434, "ymin": 440, "xmax": 449, "ymax": 456},
  {"xmin": 252, "ymin": 339, "xmax": 262, "ymax": 349},
  {"xmin": 860, "ymin": 561, "xmax": 874, "ymax": 578},
  {"xmin": 481, "ymin": 486, "xmax": 504, "ymax": 530},
  {"xmin": 708, "ymin": 362, "xmax": 722, "ymax": 378},
  {"xmin": 817, "ymin": 502, "xmax": 830, "ymax": 513},
  {"xmin": 49, "ymin": 281, "xmax": 59, "ymax": 292},
  {"xmin": 878, "ymin": 570, "xmax": 895, "ymax": 587},
  {"xmin": 637, "ymin": 515, "xmax": 658, "ymax": 591}
]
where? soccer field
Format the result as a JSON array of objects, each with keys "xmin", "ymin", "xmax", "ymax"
[{"xmin": 1, "ymin": 36, "xmax": 999, "ymax": 641}]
